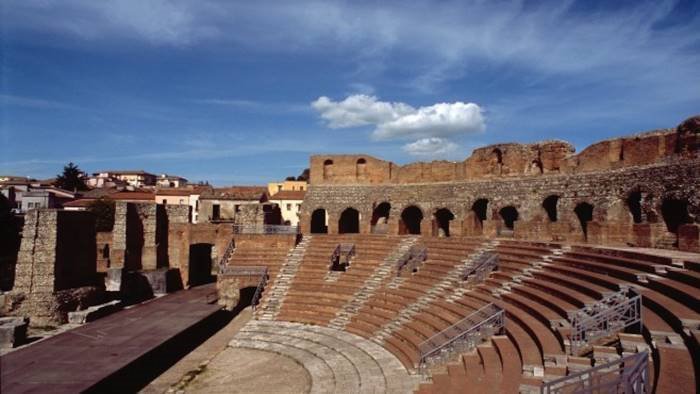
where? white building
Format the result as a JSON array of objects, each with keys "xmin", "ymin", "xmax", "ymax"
[{"xmin": 269, "ymin": 190, "xmax": 305, "ymax": 226}]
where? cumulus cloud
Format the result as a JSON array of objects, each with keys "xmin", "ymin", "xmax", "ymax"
[
  {"xmin": 311, "ymin": 95, "xmax": 485, "ymax": 140},
  {"xmin": 402, "ymin": 138, "xmax": 459, "ymax": 157}
]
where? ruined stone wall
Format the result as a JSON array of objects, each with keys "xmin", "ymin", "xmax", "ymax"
[
  {"xmin": 10, "ymin": 210, "xmax": 99, "ymax": 326},
  {"xmin": 301, "ymin": 159, "xmax": 700, "ymax": 251},
  {"xmin": 309, "ymin": 116, "xmax": 699, "ymax": 185},
  {"xmin": 109, "ymin": 202, "xmax": 158, "ymax": 271},
  {"xmin": 96, "ymin": 231, "xmax": 112, "ymax": 272}
]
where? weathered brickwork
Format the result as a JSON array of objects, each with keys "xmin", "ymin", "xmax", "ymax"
[
  {"xmin": 9, "ymin": 210, "xmax": 99, "ymax": 326},
  {"xmin": 303, "ymin": 117, "xmax": 700, "ymax": 251}
]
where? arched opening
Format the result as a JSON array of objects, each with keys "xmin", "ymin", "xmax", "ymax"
[
  {"xmin": 627, "ymin": 191, "xmax": 643, "ymax": 224},
  {"xmin": 338, "ymin": 208, "xmax": 360, "ymax": 234},
  {"xmin": 574, "ymin": 202, "xmax": 594, "ymax": 240},
  {"xmin": 472, "ymin": 199, "xmax": 488, "ymax": 229},
  {"xmin": 661, "ymin": 198, "xmax": 690, "ymax": 234},
  {"xmin": 310, "ymin": 209, "xmax": 328, "ymax": 234},
  {"xmin": 493, "ymin": 148, "xmax": 503, "ymax": 164},
  {"xmin": 542, "ymin": 195, "xmax": 559, "ymax": 222},
  {"xmin": 532, "ymin": 159, "xmax": 543, "ymax": 174},
  {"xmin": 188, "ymin": 243, "xmax": 213, "ymax": 286},
  {"xmin": 356, "ymin": 158, "xmax": 367, "ymax": 179},
  {"xmin": 400, "ymin": 206, "xmax": 423, "ymax": 235},
  {"xmin": 323, "ymin": 159, "xmax": 333, "ymax": 180},
  {"xmin": 371, "ymin": 202, "xmax": 391, "ymax": 234},
  {"xmin": 433, "ymin": 208, "xmax": 455, "ymax": 237},
  {"xmin": 499, "ymin": 206, "xmax": 519, "ymax": 229}
]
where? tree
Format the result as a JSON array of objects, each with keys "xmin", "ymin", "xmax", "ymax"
[
  {"xmin": 297, "ymin": 168, "xmax": 310, "ymax": 181},
  {"xmin": 55, "ymin": 162, "xmax": 88, "ymax": 191},
  {"xmin": 285, "ymin": 176, "xmax": 296, "ymax": 181},
  {"xmin": 87, "ymin": 197, "xmax": 115, "ymax": 232}
]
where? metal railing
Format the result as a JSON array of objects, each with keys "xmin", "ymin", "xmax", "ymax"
[
  {"xmin": 218, "ymin": 265, "xmax": 269, "ymax": 311},
  {"xmin": 568, "ymin": 287, "xmax": 642, "ymax": 355},
  {"xmin": 462, "ymin": 252, "xmax": 499, "ymax": 284},
  {"xmin": 541, "ymin": 351, "xmax": 649, "ymax": 394},
  {"xmin": 418, "ymin": 303, "xmax": 505, "ymax": 374},
  {"xmin": 330, "ymin": 243, "xmax": 356, "ymax": 271},
  {"xmin": 396, "ymin": 245, "xmax": 427, "ymax": 275},
  {"xmin": 217, "ymin": 239, "xmax": 236, "ymax": 272},
  {"xmin": 232, "ymin": 224, "xmax": 300, "ymax": 234}
]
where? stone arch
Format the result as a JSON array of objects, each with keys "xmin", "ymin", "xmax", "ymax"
[
  {"xmin": 338, "ymin": 207, "xmax": 360, "ymax": 234},
  {"xmin": 433, "ymin": 208, "xmax": 455, "ymax": 237},
  {"xmin": 660, "ymin": 197, "xmax": 690, "ymax": 234},
  {"xmin": 574, "ymin": 202, "xmax": 594, "ymax": 240},
  {"xmin": 371, "ymin": 202, "xmax": 391, "ymax": 234},
  {"xmin": 323, "ymin": 159, "xmax": 333, "ymax": 181},
  {"xmin": 310, "ymin": 208, "xmax": 328, "ymax": 234},
  {"xmin": 499, "ymin": 206, "xmax": 519, "ymax": 230},
  {"xmin": 493, "ymin": 148, "xmax": 503, "ymax": 164},
  {"xmin": 400, "ymin": 205, "xmax": 423, "ymax": 235},
  {"xmin": 542, "ymin": 195, "xmax": 559, "ymax": 222},
  {"xmin": 531, "ymin": 159, "xmax": 543, "ymax": 174},
  {"xmin": 356, "ymin": 158, "xmax": 367, "ymax": 179},
  {"xmin": 627, "ymin": 190, "xmax": 643, "ymax": 224},
  {"xmin": 472, "ymin": 198, "xmax": 489, "ymax": 227}
]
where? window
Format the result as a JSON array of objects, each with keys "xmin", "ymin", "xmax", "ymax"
[
  {"xmin": 296, "ymin": 204, "xmax": 301, "ymax": 210},
  {"xmin": 179, "ymin": 199, "xmax": 184, "ymax": 204},
  {"xmin": 277, "ymin": 185, "xmax": 282, "ymax": 192},
  {"xmin": 235, "ymin": 204, "xmax": 241, "ymax": 213},
  {"xmin": 286, "ymin": 203, "xmax": 292, "ymax": 211},
  {"xmin": 212, "ymin": 204, "xmax": 220, "ymax": 220}
]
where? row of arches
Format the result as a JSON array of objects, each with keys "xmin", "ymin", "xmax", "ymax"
[{"xmin": 309, "ymin": 195, "xmax": 692, "ymax": 239}]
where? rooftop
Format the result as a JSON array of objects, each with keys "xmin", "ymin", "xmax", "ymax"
[{"xmin": 201, "ymin": 186, "xmax": 267, "ymax": 201}]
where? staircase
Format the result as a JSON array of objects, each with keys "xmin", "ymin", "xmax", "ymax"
[
  {"xmin": 327, "ymin": 236, "xmax": 419, "ymax": 330},
  {"xmin": 371, "ymin": 239, "xmax": 498, "ymax": 343},
  {"xmin": 254, "ymin": 235, "xmax": 312, "ymax": 321},
  {"xmin": 489, "ymin": 245, "xmax": 568, "ymax": 297}
]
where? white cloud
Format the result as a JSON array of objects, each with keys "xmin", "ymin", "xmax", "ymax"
[
  {"xmin": 403, "ymin": 138, "xmax": 459, "ymax": 157},
  {"xmin": 311, "ymin": 95, "xmax": 414, "ymax": 128},
  {"xmin": 311, "ymin": 95, "xmax": 485, "ymax": 140}
]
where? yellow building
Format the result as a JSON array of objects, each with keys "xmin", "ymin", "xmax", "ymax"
[{"xmin": 267, "ymin": 180, "xmax": 308, "ymax": 197}]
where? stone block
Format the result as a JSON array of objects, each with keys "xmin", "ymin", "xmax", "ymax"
[
  {"xmin": 68, "ymin": 300, "xmax": 123, "ymax": 324},
  {"xmin": 678, "ymin": 224, "xmax": 699, "ymax": 252},
  {"xmin": 0, "ymin": 316, "xmax": 29, "ymax": 348},
  {"xmin": 140, "ymin": 268, "xmax": 182, "ymax": 295}
]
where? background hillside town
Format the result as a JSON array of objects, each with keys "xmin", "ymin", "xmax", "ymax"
[{"xmin": 0, "ymin": 163, "xmax": 308, "ymax": 226}]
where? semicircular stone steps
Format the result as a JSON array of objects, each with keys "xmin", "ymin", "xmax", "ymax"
[{"xmin": 230, "ymin": 320, "xmax": 420, "ymax": 394}]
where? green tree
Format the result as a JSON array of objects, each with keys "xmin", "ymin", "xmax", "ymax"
[
  {"xmin": 296, "ymin": 168, "xmax": 310, "ymax": 181},
  {"xmin": 55, "ymin": 162, "xmax": 88, "ymax": 191},
  {"xmin": 87, "ymin": 197, "xmax": 115, "ymax": 232}
]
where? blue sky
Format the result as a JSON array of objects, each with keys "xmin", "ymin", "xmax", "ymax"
[{"xmin": 1, "ymin": 0, "xmax": 699, "ymax": 185}]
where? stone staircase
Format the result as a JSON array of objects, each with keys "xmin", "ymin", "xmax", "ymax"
[
  {"xmin": 371, "ymin": 239, "xmax": 498, "ymax": 343},
  {"xmin": 230, "ymin": 320, "xmax": 420, "ymax": 394},
  {"xmin": 327, "ymin": 236, "xmax": 419, "ymax": 331},
  {"xmin": 490, "ymin": 245, "xmax": 569, "ymax": 298},
  {"xmin": 254, "ymin": 235, "xmax": 312, "ymax": 321}
]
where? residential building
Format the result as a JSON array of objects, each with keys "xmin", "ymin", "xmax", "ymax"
[
  {"xmin": 269, "ymin": 190, "xmax": 305, "ymax": 226},
  {"xmin": 267, "ymin": 180, "xmax": 308, "ymax": 196},
  {"xmin": 199, "ymin": 186, "xmax": 268, "ymax": 222},
  {"xmin": 156, "ymin": 174, "xmax": 188, "ymax": 188},
  {"xmin": 20, "ymin": 187, "xmax": 75, "ymax": 211},
  {"xmin": 89, "ymin": 170, "xmax": 156, "ymax": 188}
]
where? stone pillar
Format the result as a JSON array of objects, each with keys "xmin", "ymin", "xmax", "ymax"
[
  {"xmin": 328, "ymin": 212, "xmax": 339, "ymax": 234},
  {"xmin": 137, "ymin": 203, "xmax": 158, "ymax": 271},
  {"xmin": 110, "ymin": 202, "xmax": 128, "ymax": 269},
  {"xmin": 420, "ymin": 219, "xmax": 431, "ymax": 236}
]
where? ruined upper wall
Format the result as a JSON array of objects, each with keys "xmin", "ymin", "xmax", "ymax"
[{"xmin": 310, "ymin": 116, "xmax": 699, "ymax": 185}]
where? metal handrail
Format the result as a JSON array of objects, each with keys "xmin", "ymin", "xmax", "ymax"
[
  {"xmin": 541, "ymin": 351, "xmax": 649, "ymax": 394},
  {"xmin": 418, "ymin": 303, "xmax": 504, "ymax": 370},
  {"xmin": 567, "ymin": 287, "xmax": 642, "ymax": 354},
  {"xmin": 232, "ymin": 224, "xmax": 300, "ymax": 234},
  {"xmin": 217, "ymin": 239, "xmax": 235, "ymax": 273},
  {"xmin": 330, "ymin": 243, "xmax": 356, "ymax": 269},
  {"xmin": 462, "ymin": 253, "xmax": 499, "ymax": 283},
  {"xmin": 396, "ymin": 245, "xmax": 427, "ymax": 274}
]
